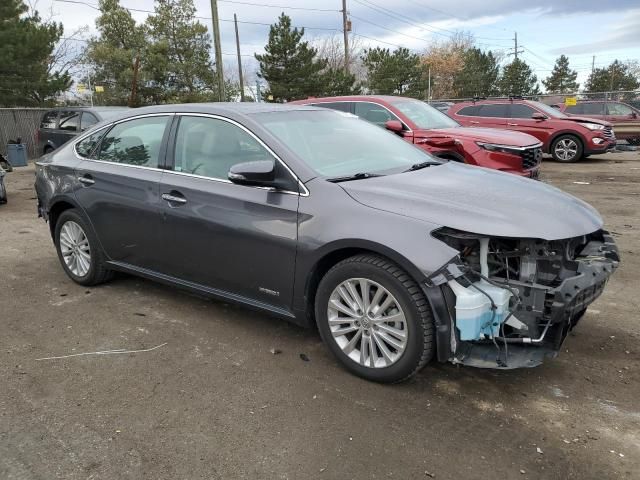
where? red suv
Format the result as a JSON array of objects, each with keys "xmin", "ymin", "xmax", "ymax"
[
  {"xmin": 291, "ymin": 96, "xmax": 543, "ymax": 177},
  {"xmin": 449, "ymin": 99, "xmax": 615, "ymax": 162},
  {"xmin": 553, "ymin": 100, "xmax": 639, "ymax": 146}
]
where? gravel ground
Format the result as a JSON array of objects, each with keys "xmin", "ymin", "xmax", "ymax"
[{"xmin": 1, "ymin": 152, "xmax": 639, "ymax": 479}]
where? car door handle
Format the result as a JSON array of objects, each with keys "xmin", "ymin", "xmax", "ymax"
[
  {"xmin": 507, "ymin": 122, "xmax": 519, "ymax": 126},
  {"xmin": 162, "ymin": 193, "xmax": 187, "ymax": 204},
  {"xmin": 469, "ymin": 121, "xmax": 480, "ymax": 124},
  {"xmin": 78, "ymin": 175, "xmax": 95, "ymax": 186}
]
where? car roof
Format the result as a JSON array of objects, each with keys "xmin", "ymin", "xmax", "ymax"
[
  {"xmin": 291, "ymin": 95, "xmax": 418, "ymax": 104},
  {"xmin": 45, "ymin": 106, "xmax": 130, "ymax": 112}
]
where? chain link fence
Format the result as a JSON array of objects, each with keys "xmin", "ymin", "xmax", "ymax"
[{"xmin": 0, "ymin": 108, "xmax": 48, "ymax": 159}]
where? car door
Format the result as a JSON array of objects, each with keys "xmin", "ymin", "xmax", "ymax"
[
  {"xmin": 158, "ymin": 114, "xmax": 300, "ymax": 312},
  {"xmin": 475, "ymin": 104, "xmax": 509, "ymax": 129},
  {"xmin": 73, "ymin": 114, "xmax": 172, "ymax": 271},
  {"xmin": 507, "ymin": 103, "xmax": 554, "ymax": 144},
  {"xmin": 605, "ymin": 102, "xmax": 637, "ymax": 123},
  {"xmin": 56, "ymin": 110, "xmax": 81, "ymax": 146}
]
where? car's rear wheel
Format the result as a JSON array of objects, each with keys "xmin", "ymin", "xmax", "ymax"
[
  {"xmin": 54, "ymin": 209, "xmax": 113, "ymax": 286},
  {"xmin": 551, "ymin": 134, "xmax": 583, "ymax": 162},
  {"xmin": 315, "ymin": 254, "xmax": 434, "ymax": 383}
]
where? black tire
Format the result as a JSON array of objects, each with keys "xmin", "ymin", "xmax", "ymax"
[
  {"xmin": 315, "ymin": 254, "xmax": 434, "ymax": 383},
  {"xmin": 551, "ymin": 134, "xmax": 583, "ymax": 163},
  {"xmin": 54, "ymin": 209, "xmax": 113, "ymax": 286},
  {"xmin": 0, "ymin": 179, "xmax": 7, "ymax": 204},
  {"xmin": 0, "ymin": 158, "xmax": 12, "ymax": 172},
  {"xmin": 628, "ymin": 138, "xmax": 640, "ymax": 147}
]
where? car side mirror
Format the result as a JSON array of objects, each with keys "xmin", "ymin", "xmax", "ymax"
[
  {"xmin": 228, "ymin": 160, "xmax": 275, "ymax": 187},
  {"xmin": 632, "ymin": 112, "xmax": 638, "ymax": 118},
  {"xmin": 385, "ymin": 120, "xmax": 404, "ymax": 133},
  {"xmin": 531, "ymin": 112, "xmax": 547, "ymax": 121}
]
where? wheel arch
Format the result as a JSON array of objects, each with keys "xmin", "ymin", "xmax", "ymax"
[
  {"xmin": 548, "ymin": 130, "xmax": 586, "ymax": 154},
  {"xmin": 48, "ymin": 198, "xmax": 79, "ymax": 238},
  {"xmin": 302, "ymin": 240, "xmax": 429, "ymax": 329}
]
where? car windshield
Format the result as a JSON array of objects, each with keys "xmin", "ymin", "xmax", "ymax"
[
  {"xmin": 530, "ymin": 101, "xmax": 568, "ymax": 118},
  {"xmin": 389, "ymin": 98, "xmax": 460, "ymax": 129},
  {"xmin": 253, "ymin": 110, "xmax": 441, "ymax": 178}
]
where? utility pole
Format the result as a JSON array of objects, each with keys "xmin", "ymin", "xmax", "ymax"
[
  {"xmin": 128, "ymin": 56, "xmax": 140, "ymax": 107},
  {"xmin": 341, "ymin": 0, "xmax": 350, "ymax": 74},
  {"xmin": 234, "ymin": 14, "xmax": 245, "ymax": 101},
  {"xmin": 591, "ymin": 55, "xmax": 595, "ymax": 76},
  {"xmin": 210, "ymin": 0, "xmax": 225, "ymax": 101},
  {"xmin": 256, "ymin": 79, "xmax": 262, "ymax": 102},
  {"xmin": 86, "ymin": 70, "xmax": 94, "ymax": 107},
  {"xmin": 508, "ymin": 31, "xmax": 523, "ymax": 60},
  {"xmin": 427, "ymin": 67, "xmax": 431, "ymax": 102}
]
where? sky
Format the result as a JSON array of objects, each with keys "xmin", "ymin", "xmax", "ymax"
[{"xmin": 35, "ymin": 0, "xmax": 640, "ymax": 91}]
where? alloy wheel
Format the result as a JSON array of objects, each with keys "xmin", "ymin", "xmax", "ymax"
[
  {"xmin": 554, "ymin": 138, "xmax": 578, "ymax": 161},
  {"xmin": 59, "ymin": 220, "xmax": 91, "ymax": 277},
  {"xmin": 327, "ymin": 278, "xmax": 408, "ymax": 368}
]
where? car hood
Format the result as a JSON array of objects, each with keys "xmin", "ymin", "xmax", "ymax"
[
  {"xmin": 341, "ymin": 162, "xmax": 603, "ymax": 240},
  {"xmin": 562, "ymin": 116, "xmax": 612, "ymax": 127},
  {"xmin": 416, "ymin": 127, "xmax": 541, "ymax": 146}
]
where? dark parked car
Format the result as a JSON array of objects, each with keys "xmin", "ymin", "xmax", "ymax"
[
  {"xmin": 553, "ymin": 100, "xmax": 640, "ymax": 145},
  {"xmin": 35, "ymin": 104, "xmax": 619, "ymax": 382},
  {"xmin": 292, "ymin": 96, "xmax": 542, "ymax": 178},
  {"xmin": 37, "ymin": 107, "xmax": 128, "ymax": 155},
  {"xmin": 449, "ymin": 99, "xmax": 616, "ymax": 162},
  {"xmin": 429, "ymin": 101, "xmax": 454, "ymax": 113}
]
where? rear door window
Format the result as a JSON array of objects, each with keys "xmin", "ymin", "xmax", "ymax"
[
  {"xmin": 582, "ymin": 102, "xmax": 605, "ymax": 115},
  {"xmin": 354, "ymin": 102, "xmax": 397, "ymax": 126},
  {"xmin": 58, "ymin": 111, "xmax": 80, "ymax": 132},
  {"xmin": 40, "ymin": 111, "xmax": 58, "ymax": 129},
  {"xmin": 97, "ymin": 116, "xmax": 170, "ymax": 168},
  {"xmin": 80, "ymin": 112, "xmax": 99, "ymax": 131},
  {"xmin": 76, "ymin": 129, "xmax": 107, "ymax": 158},
  {"xmin": 311, "ymin": 102, "xmax": 352, "ymax": 113},
  {"xmin": 509, "ymin": 104, "xmax": 537, "ymax": 119},
  {"xmin": 456, "ymin": 105, "xmax": 480, "ymax": 116},
  {"xmin": 477, "ymin": 104, "xmax": 509, "ymax": 118}
]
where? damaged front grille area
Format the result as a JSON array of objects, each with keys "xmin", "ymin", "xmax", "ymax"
[{"xmin": 429, "ymin": 228, "xmax": 619, "ymax": 368}]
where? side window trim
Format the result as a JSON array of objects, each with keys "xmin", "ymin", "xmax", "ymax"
[{"xmin": 165, "ymin": 113, "xmax": 308, "ymax": 196}]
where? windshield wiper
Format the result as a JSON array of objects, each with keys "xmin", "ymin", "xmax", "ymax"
[
  {"xmin": 403, "ymin": 160, "xmax": 441, "ymax": 172},
  {"xmin": 327, "ymin": 172, "xmax": 382, "ymax": 183}
]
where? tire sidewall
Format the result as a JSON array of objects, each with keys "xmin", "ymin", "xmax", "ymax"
[
  {"xmin": 552, "ymin": 134, "xmax": 583, "ymax": 162},
  {"xmin": 315, "ymin": 260, "xmax": 429, "ymax": 383},
  {"xmin": 54, "ymin": 209, "xmax": 100, "ymax": 285}
]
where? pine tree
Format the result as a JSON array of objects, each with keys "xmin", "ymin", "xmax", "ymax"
[
  {"xmin": 318, "ymin": 68, "xmax": 361, "ymax": 96},
  {"xmin": 542, "ymin": 55, "xmax": 578, "ymax": 93},
  {"xmin": 145, "ymin": 0, "xmax": 226, "ymax": 103},
  {"xmin": 255, "ymin": 13, "xmax": 327, "ymax": 102},
  {"xmin": 361, "ymin": 47, "xmax": 424, "ymax": 98},
  {"xmin": 86, "ymin": 0, "xmax": 146, "ymax": 105},
  {"xmin": 0, "ymin": 0, "xmax": 71, "ymax": 106},
  {"xmin": 453, "ymin": 48, "xmax": 499, "ymax": 98},
  {"xmin": 585, "ymin": 60, "xmax": 639, "ymax": 95},
  {"xmin": 498, "ymin": 58, "xmax": 540, "ymax": 96}
]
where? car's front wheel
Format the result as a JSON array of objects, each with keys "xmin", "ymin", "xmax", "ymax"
[
  {"xmin": 315, "ymin": 254, "xmax": 434, "ymax": 383},
  {"xmin": 551, "ymin": 134, "xmax": 583, "ymax": 162},
  {"xmin": 54, "ymin": 209, "xmax": 113, "ymax": 286}
]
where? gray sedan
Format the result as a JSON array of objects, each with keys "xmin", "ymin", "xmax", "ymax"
[{"xmin": 35, "ymin": 103, "xmax": 619, "ymax": 382}]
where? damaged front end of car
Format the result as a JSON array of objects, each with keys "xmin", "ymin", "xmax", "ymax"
[{"xmin": 424, "ymin": 228, "xmax": 620, "ymax": 369}]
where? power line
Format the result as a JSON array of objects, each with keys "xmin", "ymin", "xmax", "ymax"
[{"xmin": 217, "ymin": 0, "xmax": 339, "ymax": 13}]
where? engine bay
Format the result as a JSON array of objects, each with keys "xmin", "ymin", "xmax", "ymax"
[{"xmin": 428, "ymin": 228, "xmax": 620, "ymax": 368}]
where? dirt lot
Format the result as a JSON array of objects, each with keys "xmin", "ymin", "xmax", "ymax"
[{"xmin": 1, "ymin": 153, "xmax": 639, "ymax": 480}]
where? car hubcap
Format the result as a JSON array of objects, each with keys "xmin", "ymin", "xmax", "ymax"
[
  {"xmin": 327, "ymin": 278, "xmax": 408, "ymax": 368},
  {"xmin": 59, "ymin": 221, "xmax": 91, "ymax": 277},
  {"xmin": 555, "ymin": 139, "xmax": 578, "ymax": 160}
]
